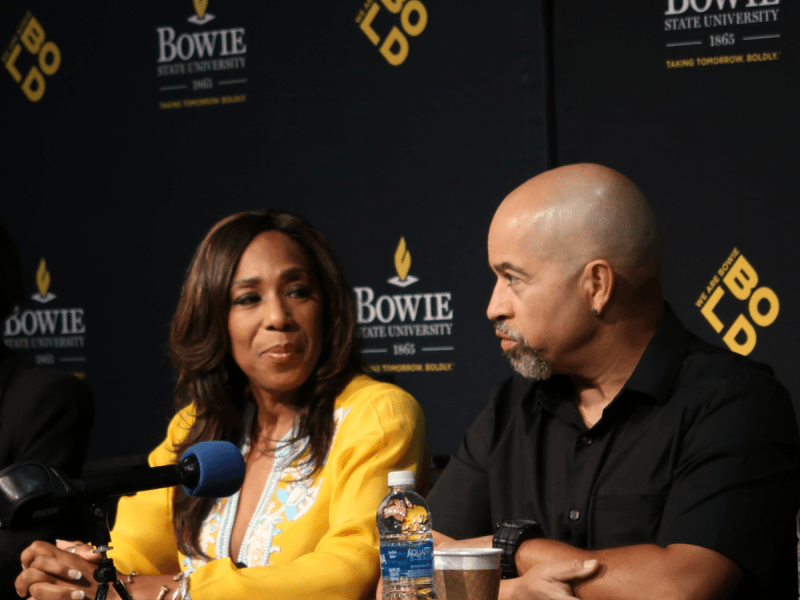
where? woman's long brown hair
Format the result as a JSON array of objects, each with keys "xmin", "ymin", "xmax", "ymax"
[{"xmin": 169, "ymin": 210, "xmax": 361, "ymax": 558}]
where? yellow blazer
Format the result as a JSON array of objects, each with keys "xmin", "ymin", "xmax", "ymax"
[{"xmin": 109, "ymin": 374, "xmax": 426, "ymax": 600}]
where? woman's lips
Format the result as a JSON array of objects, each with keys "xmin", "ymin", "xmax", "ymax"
[{"xmin": 263, "ymin": 343, "xmax": 301, "ymax": 363}]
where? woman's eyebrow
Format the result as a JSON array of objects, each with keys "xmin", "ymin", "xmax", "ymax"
[
  {"xmin": 231, "ymin": 267, "xmax": 309, "ymax": 288},
  {"xmin": 230, "ymin": 276, "xmax": 260, "ymax": 288}
]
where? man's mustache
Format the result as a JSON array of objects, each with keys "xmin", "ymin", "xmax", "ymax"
[{"xmin": 495, "ymin": 321, "xmax": 528, "ymax": 347}]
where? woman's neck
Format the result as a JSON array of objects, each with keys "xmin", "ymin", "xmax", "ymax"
[{"xmin": 250, "ymin": 387, "xmax": 299, "ymax": 452}]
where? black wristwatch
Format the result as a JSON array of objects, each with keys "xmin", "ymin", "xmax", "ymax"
[{"xmin": 492, "ymin": 519, "xmax": 545, "ymax": 579}]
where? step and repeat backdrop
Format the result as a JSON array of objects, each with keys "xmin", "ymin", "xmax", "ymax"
[
  {"xmin": 2, "ymin": 0, "xmax": 798, "ymax": 464},
  {"xmin": 1, "ymin": 0, "xmax": 551, "ymax": 461}
]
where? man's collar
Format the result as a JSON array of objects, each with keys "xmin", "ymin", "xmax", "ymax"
[
  {"xmin": 530, "ymin": 303, "xmax": 692, "ymax": 422},
  {"xmin": 622, "ymin": 303, "xmax": 691, "ymax": 404}
]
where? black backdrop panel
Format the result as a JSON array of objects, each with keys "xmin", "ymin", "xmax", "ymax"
[
  {"xmin": 1, "ymin": 1, "xmax": 550, "ymax": 460},
  {"xmin": 552, "ymin": 0, "xmax": 800, "ymax": 425}
]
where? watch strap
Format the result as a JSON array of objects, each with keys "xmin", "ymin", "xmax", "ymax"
[{"xmin": 492, "ymin": 519, "xmax": 544, "ymax": 579}]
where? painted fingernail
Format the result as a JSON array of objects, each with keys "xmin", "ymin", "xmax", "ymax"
[
  {"xmin": 69, "ymin": 568, "xmax": 83, "ymax": 580},
  {"xmin": 71, "ymin": 591, "xmax": 85, "ymax": 600}
]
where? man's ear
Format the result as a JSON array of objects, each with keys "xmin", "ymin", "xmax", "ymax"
[{"xmin": 582, "ymin": 259, "xmax": 614, "ymax": 316}]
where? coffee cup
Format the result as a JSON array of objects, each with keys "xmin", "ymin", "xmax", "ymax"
[{"xmin": 433, "ymin": 548, "xmax": 502, "ymax": 600}]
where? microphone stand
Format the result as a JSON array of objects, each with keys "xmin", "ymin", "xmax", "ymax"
[{"xmin": 83, "ymin": 500, "xmax": 134, "ymax": 600}]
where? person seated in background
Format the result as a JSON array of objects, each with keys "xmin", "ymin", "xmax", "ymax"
[
  {"xmin": 427, "ymin": 164, "xmax": 800, "ymax": 600},
  {"xmin": 17, "ymin": 210, "xmax": 427, "ymax": 600},
  {"xmin": 0, "ymin": 219, "xmax": 94, "ymax": 597}
]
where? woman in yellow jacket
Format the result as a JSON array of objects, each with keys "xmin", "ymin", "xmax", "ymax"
[{"xmin": 17, "ymin": 211, "xmax": 426, "ymax": 600}]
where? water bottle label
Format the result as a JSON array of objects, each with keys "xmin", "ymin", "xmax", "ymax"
[{"xmin": 380, "ymin": 539, "xmax": 434, "ymax": 581}]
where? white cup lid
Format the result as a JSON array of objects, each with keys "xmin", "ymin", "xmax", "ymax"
[{"xmin": 434, "ymin": 548, "xmax": 502, "ymax": 570}]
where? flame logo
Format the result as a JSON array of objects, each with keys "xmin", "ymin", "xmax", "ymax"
[
  {"xmin": 394, "ymin": 237, "xmax": 412, "ymax": 281},
  {"xmin": 387, "ymin": 236, "xmax": 418, "ymax": 288},
  {"xmin": 187, "ymin": 0, "xmax": 214, "ymax": 25},
  {"xmin": 193, "ymin": 0, "xmax": 208, "ymax": 18},
  {"xmin": 36, "ymin": 258, "xmax": 51, "ymax": 298}
]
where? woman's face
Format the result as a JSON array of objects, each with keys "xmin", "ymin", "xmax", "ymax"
[{"xmin": 227, "ymin": 231, "xmax": 324, "ymax": 402}]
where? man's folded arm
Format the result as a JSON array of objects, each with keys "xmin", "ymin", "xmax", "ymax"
[{"xmin": 514, "ymin": 538, "xmax": 741, "ymax": 600}]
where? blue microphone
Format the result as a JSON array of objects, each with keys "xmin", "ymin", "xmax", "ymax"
[
  {"xmin": 0, "ymin": 441, "xmax": 246, "ymax": 531},
  {"xmin": 180, "ymin": 441, "xmax": 245, "ymax": 498}
]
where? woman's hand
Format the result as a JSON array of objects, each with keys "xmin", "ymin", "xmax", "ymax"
[
  {"xmin": 54, "ymin": 540, "xmax": 100, "ymax": 562},
  {"xmin": 17, "ymin": 541, "xmax": 182, "ymax": 600},
  {"xmin": 16, "ymin": 540, "xmax": 100, "ymax": 600}
]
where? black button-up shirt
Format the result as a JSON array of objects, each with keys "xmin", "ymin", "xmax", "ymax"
[{"xmin": 428, "ymin": 307, "xmax": 799, "ymax": 598}]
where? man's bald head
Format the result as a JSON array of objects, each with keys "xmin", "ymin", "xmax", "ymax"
[{"xmin": 492, "ymin": 164, "xmax": 660, "ymax": 278}]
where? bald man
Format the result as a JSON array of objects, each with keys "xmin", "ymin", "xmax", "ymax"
[{"xmin": 427, "ymin": 164, "xmax": 799, "ymax": 600}]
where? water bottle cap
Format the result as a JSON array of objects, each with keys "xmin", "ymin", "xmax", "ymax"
[{"xmin": 388, "ymin": 470, "xmax": 415, "ymax": 487}]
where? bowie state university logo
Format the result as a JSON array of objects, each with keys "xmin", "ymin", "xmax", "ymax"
[
  {"xmin": 354, "ymin": 238, "xmax": 454, "ymax": 374},
  {"xmin": 3, "ymin": 258, "xmax": 87, "ymax": 374},
  {"xmin": 663, "ymin": 0, "xmax": 782, "ymax": 69},
  {"xmin": 695, "ymin": 248, "xmax": 779, "ymax": 356},
  {"xmin": 155, "ymin": 0, "xmax": 248, "ymax": 110}
]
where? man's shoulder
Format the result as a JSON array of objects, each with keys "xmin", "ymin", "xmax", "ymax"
[
  {"xmin": 3, "ymin": 360, "xmax": 93, "ymax": 415},
  {"xmin": 679, "ymin": 331, "xmax": 783, "ymax": 391},
  {"xmin": 9, "ymin": 364, "xmax": 91, "ymax": 396},
  {"xmin": 669, "ymin": 331, "xmax": 792, "ymax": 423}
]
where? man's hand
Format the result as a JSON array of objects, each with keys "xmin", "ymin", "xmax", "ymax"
[{"xmin": 501, "ymin": 559, "xmax": 599, "ymax": 600}]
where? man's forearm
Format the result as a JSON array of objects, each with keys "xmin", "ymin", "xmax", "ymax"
[
  {"xmin": 433, "ymin": 530, "xmax": 493, "ymax": 549},
  {"xmin": 515, "ymin": 539, "xmax": 741, "ymax": 600}
]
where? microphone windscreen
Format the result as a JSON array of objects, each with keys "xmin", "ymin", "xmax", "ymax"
[{"xmin": 181, "ymin": 441, "xmax": 245, "ymax": 498}]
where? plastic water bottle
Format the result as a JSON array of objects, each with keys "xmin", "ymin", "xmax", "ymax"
[{"xmin": 377, "ymin": 470, "xmax": 438, "ymax": 599}]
